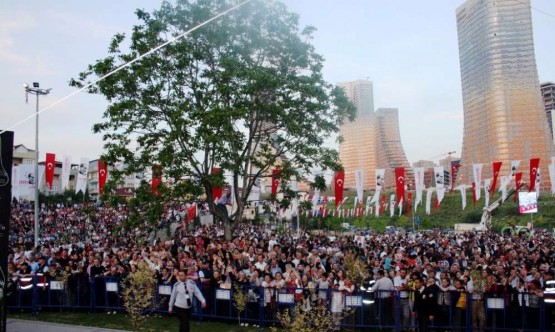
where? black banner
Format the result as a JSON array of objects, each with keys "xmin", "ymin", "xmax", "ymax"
[{"xmin": 0, "ymin": 131, "xmax": 13, "ymax": 332}]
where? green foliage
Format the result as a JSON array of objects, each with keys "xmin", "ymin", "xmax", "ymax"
[
  {"xmin": 70, "ymin": 0, "xmax": 356, "ymax": 240},
  {"xmin": 462, "ymin": 210, "xmax": 482, "ymax": 224},
  {"xmin": 121, "ymin": 262, "xmax": 157, "ymax": 332},
  {"xmin": 232, "ymin": 285, "xmax": 247, "ymax": 325},
  {"xmin": 272, "ymin": 303, "xmax": 351, "ymax": 332}
]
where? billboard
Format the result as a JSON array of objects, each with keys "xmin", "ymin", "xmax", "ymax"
[{"xmin": 518, "ymin": 192, "xmax": 538, "ymax": 214}]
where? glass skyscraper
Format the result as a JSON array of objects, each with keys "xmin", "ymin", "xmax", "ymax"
[{"xmin": 456, "ymin": 0, "xmax": 553, "ymax": 182}]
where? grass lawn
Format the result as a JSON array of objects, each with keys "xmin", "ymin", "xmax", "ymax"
[{"xmin": 8, "ymin": 311, "xmax": 264, "ymax": 332}]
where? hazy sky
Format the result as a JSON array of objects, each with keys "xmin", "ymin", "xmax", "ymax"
[{"xmin": 2, "ymin": 0, "xmax": 554, "ymax": 165}]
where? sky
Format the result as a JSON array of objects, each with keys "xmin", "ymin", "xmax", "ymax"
[{"xmin": 1, "ymin": 0, "xmax": 554, "ymax": 165}]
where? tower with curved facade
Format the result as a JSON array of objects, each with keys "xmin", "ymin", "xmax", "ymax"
[
  {"xmin": 338, "ymin": 80, "xmax": 411, "ymax": 189},
  {"xmin": 456, "ymin": 0, "xmax": 553, "ymax": 182}
]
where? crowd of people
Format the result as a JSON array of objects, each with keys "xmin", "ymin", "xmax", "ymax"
[{"xmin": 6, "ymin": 201, "xmax": 555, "ymax": 330}]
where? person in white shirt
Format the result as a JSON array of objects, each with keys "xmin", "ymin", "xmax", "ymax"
[
  {"xmin": 393, "ymin": 268, "xmax": 411, "ymax": 328},
  {"xmin": 169, "ymin": 270, "xmax": 207, "ymax": 332}
]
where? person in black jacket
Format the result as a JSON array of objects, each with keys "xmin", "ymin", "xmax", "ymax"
[{"xmin": 413, "ymin": 277, "xmax": 440, "ymax": 332}]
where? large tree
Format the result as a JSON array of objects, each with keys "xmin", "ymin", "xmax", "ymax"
[{"xmin": 70, "ymin": 0, "xmax": 355, "ymax": 240}]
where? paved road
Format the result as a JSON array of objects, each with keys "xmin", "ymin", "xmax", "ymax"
[{"xmin": 7, "ymin": 318, "xmax": 128, "ymax": 332}]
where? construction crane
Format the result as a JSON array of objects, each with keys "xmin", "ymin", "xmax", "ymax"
[{"xmin": 429, "ymin": 151, "xmax": 457, "ymax": 160}]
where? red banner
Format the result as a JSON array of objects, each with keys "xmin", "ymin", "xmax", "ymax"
[
  {"xmin": 406, "ymin": 192, "xmax": 413, "ymax": 216},
  {"xmin": 472, "ymin": 182, "xmax": 477, "ymax": 206},
  {"xmin": 514, "ymin": 172, "xmax": 523, "ymax": 202},
  {"xmin": 529, "ymin": 158, "xmax": 540, "ymax": 192},
  {"xmin": 395, "ymin": 167, "xmax": 405, "ymax": 205},
  {"xmin": 211, "ymin": 168, "xmax": 222, "ymax": 201},
  {"xmin": 98, "ymin": 160, "xmax": 108, "ymax": 195},
  {"xmin": 334, "ymin": 170, "xmax": 345, "ymax": 207},
  {"xmin": 186, "ymin": 204, "xmax": 197, "ymax": 223},
  {"xmin": 152, "ymin": 164, "xmax": 162, "ymax": 194},
  {"xmin": 490, "ymin": 161, "xmax": 502, "ymax": 194},
  {"xmin": 451, "ymin": 164, "xmax": 461, "ymax": 191},
  {"xmin": 379, "ymin": 194, "xmax": 387, "ymax": 215},
  {"xmin": 45, "ymin": 153, "xmax": 56, "ymax": 190},
  {"xmin": 271, "ymin": 169, "xmax": 281, "ymax": 196}
]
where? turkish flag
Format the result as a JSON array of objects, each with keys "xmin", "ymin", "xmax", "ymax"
[
  {"xmin": 514, "ymin": 172, "xmax": 523, "ymax": 202},
  {"xmin": 152, "ymin": 164, "xmax": 162, "ymax": 194},
  {"xmin": 98, "ymin": 160, "xmax": 108, "ymax": 195},
  {"xmin": 45, "ymin": 153, "xmax": 56, "ymax": 190},
  {"xmin": 451, "ymin": 164, "xmax": 462, "ymax": 191},
  {"xmin": 490, "ymin": 161, "xmax": 502, "ymax": 194},
  {"xmin": 186, "ymin": 204, "xmax": 197, "ymax": 223},
  {"xmin": 406, "ymin": 192, "xmax": 413, "ymax": 216},
  {"xmin": 395, "ymin": 167, "xmax": 405, "ymax": 205},
  {"xmin": 271, "ymin": 169, "xmax": 281, "ymax": 196},
  {"xmin": 472, "ymin": 182, "xmax": 477, "ymax": 206},
  {"xmin": 379, "ymin": 194, "xmax": 387, "ymax": 215},
  {"xmin": 211, "ymin": 168, "xmax": 222, "ymax": 201},
  {"xmin": 334, "ymin": 170, "xmax": 345, "ymax": 207},
  {"xmin": 529, "ymin": 158, "xmax": 540, "ymax": 192}
]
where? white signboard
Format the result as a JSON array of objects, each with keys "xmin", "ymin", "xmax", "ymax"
[{"xmin": 518, "ymin": 192, "xmax": 537, "ymax": 214}]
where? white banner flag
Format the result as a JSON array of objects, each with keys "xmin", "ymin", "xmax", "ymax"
[
  {"xmin": 75, "ymin": 158, "xmax": 89, "ymax": 194},
  {"xmin": 38, "ymin": 165, "xmax": 45, "ymax": 192},
  {"xmin": 11, "ymin": 166, "xmax": 19, "ymax": 201},
  {"xmin": 458, "ymin": 184, "xmax": 467, "ymax": 210},
  {"xmin": 499, "ymin": 176, "xmax": 511, "ymax": 201},
  {"xmin": 473, "ymin": 164, "xmax": 483, "ymax": 201},
  {"xmin": 375, "ymin": 169, "xmax": 385, "ymax": 190},
  {"xmin": 389, "ymin": 194, "xmax": 395, "ymax": 217},
  {"xmin": 248, "ymin": 167, "xmax": 261, "ymax": 202},
  {"xmin": 549, "ymin": 163, "xmax": 555, "ymax": 195},
  {"xmin": 61, "ymin": 156, "xmax": 72, "ymax": 191},
  {"xmin": 15, "ymin": 164, "xmax": 36, "ymax": 200},
  {"xmin": 535, "ymin": 168, "xmax": 541, "ymax": 198},
  {"xmin": 398, "ymin": 197, "xmax": 403, "ymax": 216},
  {"xmin": 510, "ymin": 160, "xmax": 520, "ymax": 177},
  {"xmin": 484, "ymin": 178, "xmax": 491, "ymax": 207},
  {"xmin": 312, "ymin": 189, "xmax": 320, "ymax": 213},
  {"xmin": 425, "ymin": 188, "xmax": 434, "ymax": 215},
  {"xmin": 413, "ymin": 167, "xmax": 425, "ymax": 207},
  {"xmin": 355, "ymin": 169, "xmax": 364, "ymax": 206},
  {"xmin": 434, "ymin": 167, "xmax": 445, "ymax": 189}
]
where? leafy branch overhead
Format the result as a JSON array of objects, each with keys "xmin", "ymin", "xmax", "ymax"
[{"xmin": 70, "ymin": 0, "xmax": 355, "ymax": 239}]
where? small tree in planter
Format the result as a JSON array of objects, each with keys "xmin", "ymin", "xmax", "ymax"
[
  {"xmin": 233, "ymin": 285, "xmax": 248, "ymax": 326},
  {"xmin": 272, "ymin": 303, "xmax": 352, "ymax": 332},
  {"xmin": 121, "ymin": 262, "xmax": 157, "ymax": 332}
]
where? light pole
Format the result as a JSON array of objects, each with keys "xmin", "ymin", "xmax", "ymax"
[{"xmin": 24, "ymin": 82, "xmax": 51, "ymax": 248}]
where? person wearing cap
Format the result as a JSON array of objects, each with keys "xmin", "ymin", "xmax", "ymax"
[{"xmin": 169, "ymin": 270, "xmax": 207, "ymax": 332}]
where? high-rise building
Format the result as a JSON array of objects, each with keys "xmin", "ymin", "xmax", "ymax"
[
  {"xmin": 338, "ymin": 80, "xmax": 376, "ymax": 189},
  {"xmin": 374, "ymin": 108, "xmax": 412, "ymax": 186},
  {"xmin": 541, "ymin": 82, "xmax": 555, "ymax": 143},
  {"xmin": 456, "ymin": 0, "xmax": 553, "ymax": 183},
  {"xmin": 338, "ymin": 80, "xmax": 411, "ymax": 189}
]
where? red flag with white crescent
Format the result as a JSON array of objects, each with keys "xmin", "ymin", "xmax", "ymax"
[
  {"xmin": 271, "ymin": 169, "xmax": 281, "ymax": 196},
  {"xmin": 395, "ymin": 167, "xmax": 405, "ymax": 205},
  {"xmin": 514, "ymin": 172, "xmax": 523, "ymax": 202},
  {"xmin": 451, "ymin": 164, "xmax": 461, "ymax": 191},
  {"xmin": 529, "ymin": 158, "xmax": 540, "ymax": 192},
  {"xmin": 186, "ymin": 204, "xmax": 197, "ymax": 223},
  {"xmin": 490, "ymin": 161, "xmax": 502, "ymax": 194},
  {"xmin": 98, "ymin": 160, "xmax": 108, "ymax": 195},
  {"xmin": 45, "ymin": 153, "xmax": 56, "ymax": 190},
  {"xmin": 379, "ymin": 194, "xmax": 387, "ymax": 215},
  {"xmin": 211, "ymin": 168, "xmax": 222, "ymax": 200},
  {"xmin": 406, "ymin": 192, "xmax": 413, "ymax": 216},
  {"xmin": 334, "ymin": 170, "xmax": 345, "ymax": 207},
  {"xmin": 152, "ymin": 164, "xmax": 162, "ymax": 194}
]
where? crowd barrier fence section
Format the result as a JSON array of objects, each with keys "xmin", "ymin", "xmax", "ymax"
[{"xmin": 7, "ymin": 274, "xmax": 553, "ymax": 332}]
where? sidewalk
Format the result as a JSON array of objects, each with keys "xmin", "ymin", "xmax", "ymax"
[{"xmin": 7, "ymin": 318, "xmax": 128, "ymax": 332}]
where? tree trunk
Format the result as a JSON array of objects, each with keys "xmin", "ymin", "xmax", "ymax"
[{"xmin": 224, "ymin": 221, "xmax": 232, "ymax": 241}]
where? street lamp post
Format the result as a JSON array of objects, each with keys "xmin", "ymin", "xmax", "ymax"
[{"xmin": 24, "ymin": 82, "xmax": 51, "ymax": 248}]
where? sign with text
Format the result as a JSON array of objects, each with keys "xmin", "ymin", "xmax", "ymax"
[{"xmin": 518, "ymin": 192, "xmax": 538, "ymax": 214}]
